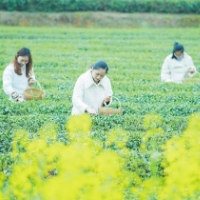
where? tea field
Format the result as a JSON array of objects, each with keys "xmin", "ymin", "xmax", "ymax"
[{"xmin": 0, "ymin": 26, "xmax": 200, "ymax": 199}]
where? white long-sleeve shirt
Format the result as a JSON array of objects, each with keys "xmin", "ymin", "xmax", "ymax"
[
  {"xmin": 72, "ymin": 70, "xmax": 113, "ymax": 115},
  {"xmin": 161, "ymin": 53, "xmax": 197, "ymax": 83},
  {"xmin": 3, "ymin": 63, "xmax": 35, "ymax": 100}
]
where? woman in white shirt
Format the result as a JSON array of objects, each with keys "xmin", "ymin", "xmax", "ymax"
[
  {"xmin": 3, "ymin": 47, "xmax": 35, "ymax": 102},
  {"xmin": 161, "ymin": 42, "xmax": 197, "ymax": 83},
  {"xmin": 72, "ymin": 61, "xmax": 113, "ymax": 115}
]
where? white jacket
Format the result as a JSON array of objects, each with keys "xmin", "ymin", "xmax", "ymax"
[
  {"xmin": 161, "ymin": 53, "xmax": 197, "ymax": 83},
  {"xmin": 72, "ymin": 70, "xmax": 113, "ymax": 115},
  {"xmin": 3, "ymin": 63, "xmax": 35, "ymax": 100}
]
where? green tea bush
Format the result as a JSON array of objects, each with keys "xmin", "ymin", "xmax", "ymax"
[{"xmin": 1, "ymin": 27, "xmax": 200, "ymax": 199}]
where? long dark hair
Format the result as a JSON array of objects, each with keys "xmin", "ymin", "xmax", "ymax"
[
  {"xmin": 91, "ymin": 60, "xmax": 109, "ymax": 73},
  {"xmin": 12, "ymin": 47, "xmax": 33, "ymax": 77},
  {"xmin": 171, "ymin": 42, "xmax": 184, "ymax": 59}
]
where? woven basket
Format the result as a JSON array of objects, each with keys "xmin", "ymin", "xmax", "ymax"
[
  {"xmin": 98, "ymin": 96, "xmax": 123, "ymax": 115},
  {"xmin": 184, "ymin": 71, "xmax": 200, "ymax": 83},
  {"xmin": 24, "ymin": 79, "xmax": 45, "ymax": 100},
  {"xmin": 184, "ymin": 78, "xmax": 200, "ymax": 83}
]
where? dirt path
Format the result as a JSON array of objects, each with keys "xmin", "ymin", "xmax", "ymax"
[{"xmin": 0, "ymin": 11, "xmax": 200, "ymax": 27}]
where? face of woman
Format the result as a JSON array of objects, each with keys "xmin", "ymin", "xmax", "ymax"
[
  {"xmin": 91, "ymin": 68, "xmax": 107, "ymax": 84},
  {"xmin": 17, "ymin": 56, "xmax": 29, "ymax": 67},
  {"xmin": 174, "ymin": 51, "xmax": 183, "ymax": 59}
]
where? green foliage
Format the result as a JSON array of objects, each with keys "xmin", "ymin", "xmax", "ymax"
[
  {"xmin": 0, "ymin": 27, "xmax": 200, "ymax": 199},
  {"xmin": 0, "ymin": 0, "xmax": 200, "ymax": 13}
]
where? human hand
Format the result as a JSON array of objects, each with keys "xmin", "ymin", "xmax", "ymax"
[
  {"xmin": 102, "ymin": 96, "xmax": 112, "ymax": 107},
  {"xmin": 29, "ymin": 78, "xmax": 35, "ymax": 85},
  {"xmin": 189, "ymin": 67, "xmax": 195, "ymax": 73},
  {"xmin": 104, "ymin": 96, "xmax": 112, "ymax": 103},
  {"xmin": 17, "ymin": 97, "xmax": 24, "ymax": 102},
  {"xmin": 85, "ymin": 107, "xmax": 97, "ymax": 115}
]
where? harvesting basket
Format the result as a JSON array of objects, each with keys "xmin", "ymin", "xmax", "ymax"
[
  {"xmin": 184, "ymin": 72, "xmax": 200, "ymax": 83},
  {"xmin": 98, "ymin": 96, "xmax": 123, "ymax": 115},
  {"xmin": 184, "ymin": 78, "xmax": 200, "ymax": 83},
  {"xmin": 24, "ymin": 79, "xmax": 45, "ymax": 100}
]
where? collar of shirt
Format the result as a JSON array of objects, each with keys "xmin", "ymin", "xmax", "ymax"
[{"xmin": 84, "ymin": 70, "xmax": 107, "ymax": 89}]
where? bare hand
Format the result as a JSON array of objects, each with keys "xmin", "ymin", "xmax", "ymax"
[
  {"xmin": 86, "ymin": 108, "xmax": 97, "ymax": 115},
  {"xmin": 104, "ymin": 96, "xmax": 112, "ymax": 103},
  {"xmin": 102, "ymin": 96, "xmax": 112, "ymax": 107},
  {"xmin": 17, "ymin": 97, "xmax": 24, "ymax": 102},
  {"xmin": 29, "ymin": 79, "xmax": 35, "ymax": 85},
  {"xmin": 189, "ymin": 67, "xmax": 195, "ymax": 73}
]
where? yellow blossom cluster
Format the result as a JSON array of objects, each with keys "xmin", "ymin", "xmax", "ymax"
[
  {"xmin": 132, "ymin": 113, "xmax": 200, "ymax": 200},
  {"xmin": 159, "ymin": 114, "xmax": 200, "ymax": 200},
  {"xmin": 105, "ymin": 127, "xmax": 129, "ymax": 149},
  {"xmin": 105, "ymin": 127, "xmax": 131, "ymax": 158},
  {"xmin": 0, "ymin": 114, "xmax": 130, "ymax": 200},
  {"xmin": 143, "ymin": 114, "xmax": 163, "ymax": 142},
  {"xmin": 2, "ymin": 113, "xmax": 200, "ymax": 200}
]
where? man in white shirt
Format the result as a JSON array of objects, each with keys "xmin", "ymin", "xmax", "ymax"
[{"xmin": 72, "ymin": 61, "xmax": 113, "ymax": 115}]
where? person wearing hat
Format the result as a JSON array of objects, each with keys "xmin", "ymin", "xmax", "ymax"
[
  {"xmin": 161, "ymin": 42, "xmax": 197, "ymax": 83},
  {"xmin": 72, "ymin": 60, "xmax": 113, "ymax": 115},
  {"xmin": 3, "ymin": 47, "xmax": 35, "ymax": 102}
]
